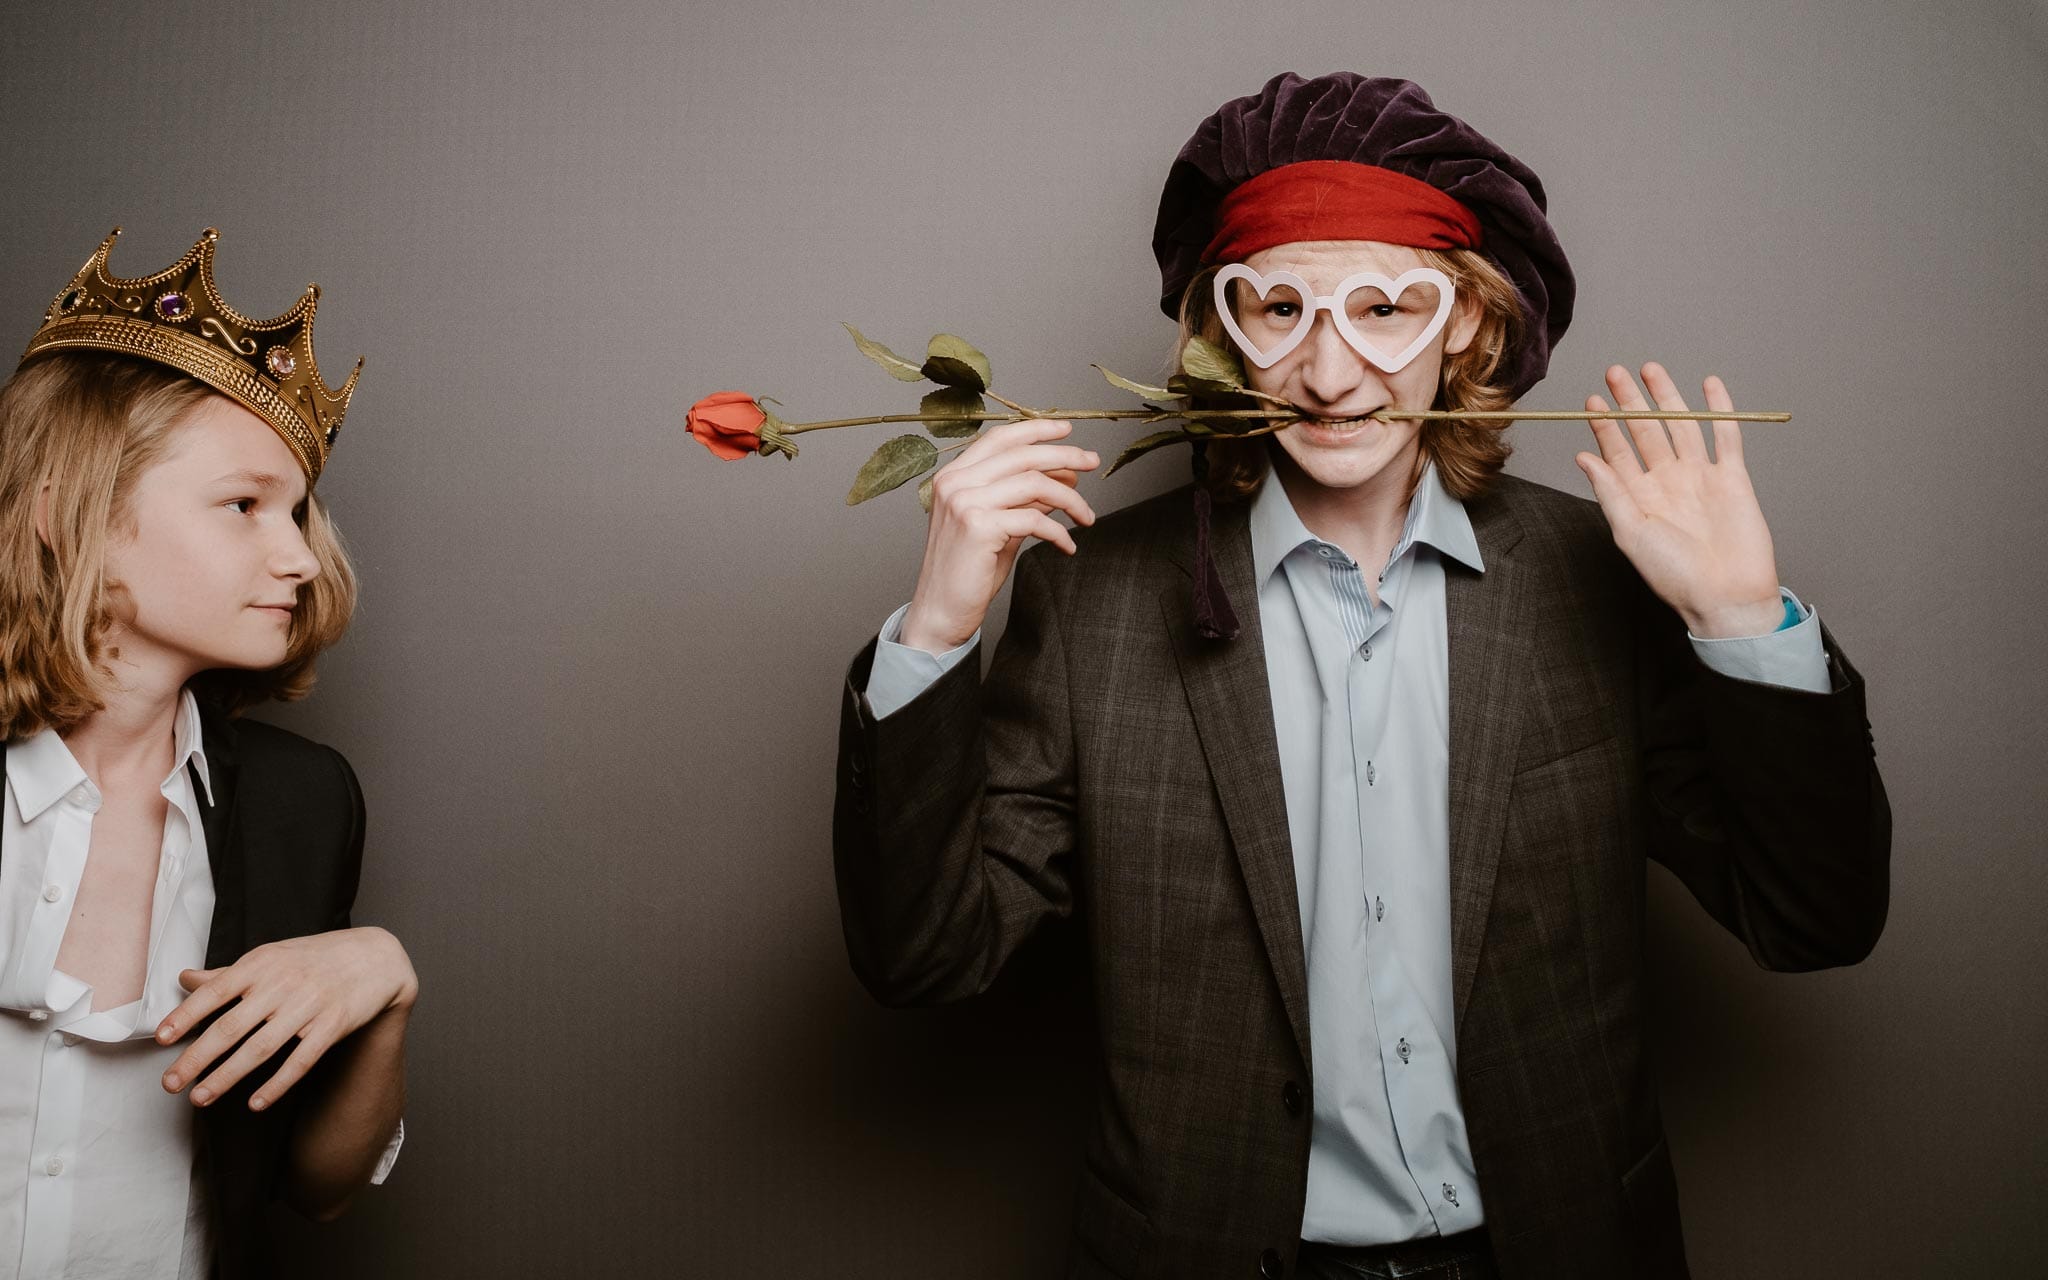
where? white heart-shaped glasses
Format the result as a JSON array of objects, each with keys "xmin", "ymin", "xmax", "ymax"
[{"xmin": 1213, "ymin": 263, "xmax": 1457, "ymax": 374}]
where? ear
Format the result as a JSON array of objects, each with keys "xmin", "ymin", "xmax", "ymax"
[
  {"xmin": 1443, "ymin": 293, "xmax": 1483, "ymax": 358},
  {"xmin": 33, "ymin": 479, "xmax": 53, "ymax": 551}
]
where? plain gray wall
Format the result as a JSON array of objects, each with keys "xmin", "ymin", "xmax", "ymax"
[{"xmin": 4, "ymin": 1, "xmax": 2044, "ymax": 1274}]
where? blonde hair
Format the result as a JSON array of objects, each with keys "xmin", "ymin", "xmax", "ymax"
[
  {"xmin": 0, "ymin": 352, "xmax": 358, "ymax": 739},
  {"xmin": 1177, "ymin": 246, "xmax": 1529, "ymax": 503}
]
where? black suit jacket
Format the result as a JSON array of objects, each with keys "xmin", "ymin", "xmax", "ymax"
[
  {"xmin": 2, "ymin": 703, "xmax": 365, "ymax": 1280},
  {"xmin": 834, "ymin": 475, "xmax": 1891, "ymax": 1279}
]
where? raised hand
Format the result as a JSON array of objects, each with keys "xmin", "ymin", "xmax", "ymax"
[
  {"xmin": 156, "ymin": 926, "xmax": 418, "ymax": 1112},
  {"xmin": 899, "ymin": 420, "xmax": 1099, "ymax": 654},
  {"xmin": 1575, "ymin": 362, "xmax": 1785, "ymax": 639}
]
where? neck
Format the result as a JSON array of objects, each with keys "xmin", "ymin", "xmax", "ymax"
[
  {"xmin": 1269, "ymin": 446, "xmax": 1422, "ymax": 571},
  {"xmin": 58, "ymin": 645, "xmax": 189, "ymax": 788}
]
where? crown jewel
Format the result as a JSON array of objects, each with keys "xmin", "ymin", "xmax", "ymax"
[{"xmin": 23, "ymin": 228, "xmax": 362, "ymax": 482}]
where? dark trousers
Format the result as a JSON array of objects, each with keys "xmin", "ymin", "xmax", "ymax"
[{"xmin": 1294, "ymin": 1229, "xmax": 1498, "ymax": 1279}]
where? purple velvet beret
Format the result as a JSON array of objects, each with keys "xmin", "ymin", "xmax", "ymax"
[{"xmin": 1153, "ymin": 72, "xmax": 1575, "ymax": 399}]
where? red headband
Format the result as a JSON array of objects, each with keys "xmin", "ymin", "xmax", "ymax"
[{"xmin": 1203, "ymin": 160, "xmax": 1484, "ymax": 264}]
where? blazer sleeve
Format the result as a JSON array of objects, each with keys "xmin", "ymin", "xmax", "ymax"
[
  {"xmin": 321, "ymin": 743, "xmax": 367, "ymax": 932},
  {"xmin": 1633, "ymin": 573, "xmax": 1893, "ymax": 970},
  {"xmin": 833, "ymin": 547, "xmax": 1077, "ymax": 1006}
]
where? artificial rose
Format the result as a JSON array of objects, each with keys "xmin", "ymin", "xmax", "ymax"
[{"xmin": 687, "ymin": 391, "xmax": 767, "ymax": 460}]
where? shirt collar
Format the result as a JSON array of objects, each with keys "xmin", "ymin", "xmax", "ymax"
[
  {"xmin": 172, "ymin": 689, "xmax": 213, "ymax": 807},
  {"xmin": 7, "ymin": 689, "xmax": 213, "ymax": 822},
  {"xmin": 1248, "ymin": 459, "xmax": 1486, "ymax": 586}
]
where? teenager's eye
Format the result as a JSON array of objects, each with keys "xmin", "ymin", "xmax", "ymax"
[
  {"xmin": 225, "ymin": 498, "xmax": 257, "ymax": 515},
  {"xmin": 1265, "ymin": 302, "xmax": 1299, "ymax": 319},
  {"xmin": 1366, "ymin": 304, "xmax": 1398, "ymax": 319}
]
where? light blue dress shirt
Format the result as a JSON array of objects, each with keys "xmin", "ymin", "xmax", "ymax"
[{"xmin": 861, "ymin": 468, "xmax": 1831, "ymax": 1243}]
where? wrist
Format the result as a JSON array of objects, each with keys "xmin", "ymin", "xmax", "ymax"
[
  {"xmin": 361, "ymin": 927, "xmax": 419, "ymax": 1015},
  {"xmin": 1683, "ymin": 592, "xmax": 1785, "ymax": 639},
  {"xmin": 899, "ymin": 602, "xmax": 974, "ymax": 656}
]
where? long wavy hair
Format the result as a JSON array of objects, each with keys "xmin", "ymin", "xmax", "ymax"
[
  {"xmin": 1177, "ymin": 246, "xmax": 1529, "ymax": 503},
  {"xmin": 0, "ymin": 352, "xmax": 358, "ymax": 739}
]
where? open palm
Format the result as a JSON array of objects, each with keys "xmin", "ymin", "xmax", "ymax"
[{"xmin": 1576, "ymin": 362, "xmax": 1784, "ymax": 639}]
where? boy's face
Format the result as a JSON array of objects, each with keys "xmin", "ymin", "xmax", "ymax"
[
  {"xmin": 1236, "ymin": 240, "xmax": 1478, "ymax": 497},
  {"xmin": 102, "ymin": 396, "xmax": 319, "ymax": 682}
]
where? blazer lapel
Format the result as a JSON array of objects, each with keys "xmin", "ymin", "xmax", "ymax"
[
  {"xmin": 1446, "ymin": 488, "xmax": 1528, "ymax": 1033},
  {"xmin": 1162, "ymin": 499, "xmax": 1311, "ymax": 1065},
  {"xmin": 196, "ymin": 704, "xmax": 245, "ymax": 970}
]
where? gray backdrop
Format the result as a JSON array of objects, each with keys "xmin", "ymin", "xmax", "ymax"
[{"xmin": 4, "ymin": 1, "xmax": 2043, "ymax": 1274}]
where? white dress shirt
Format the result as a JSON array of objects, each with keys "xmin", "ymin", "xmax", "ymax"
[{"xmin": 0, "ymin": 691, "xmax": 398, "ymax": 1279}]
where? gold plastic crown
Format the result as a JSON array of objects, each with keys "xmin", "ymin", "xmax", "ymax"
[{"xmin": 22, "ymin": 227, "xmax": 362, "ymax": 482}]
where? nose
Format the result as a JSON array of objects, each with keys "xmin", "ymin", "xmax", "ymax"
[
  {"xmin": 1293, "ymin": 312, "xmax": 1377, "ymax": 407},
  {"xmin": 272, "ymin": 518, "xmax": 322, "ymax": 586}
]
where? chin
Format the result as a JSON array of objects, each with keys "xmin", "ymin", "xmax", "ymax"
[{"xmin": 1275, "ymin": 421, "xmax": 1414, "ymax": 491}]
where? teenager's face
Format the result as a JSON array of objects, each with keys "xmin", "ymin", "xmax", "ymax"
[
  {"xmin": 1236, "ymin": 240, "xmax": 1477, "ymax": 495},
  {"xmin": 102, "ymin": 396, "xmax": 319, "ymax": 682}
]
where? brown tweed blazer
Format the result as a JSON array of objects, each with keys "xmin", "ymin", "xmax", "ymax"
[{"xmin": 834, "ymin": 473, "xmax": 1890, "ymax": 1280}]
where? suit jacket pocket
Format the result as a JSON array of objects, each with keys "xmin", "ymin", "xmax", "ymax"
[
  {"xmin": 1070, "ymin": 1164, "xmax": 1154, "ymax": 1279},
  {"xmin": 1620, "ymin": 1134, "xmax": 1690, "ymax": 1279},
  {"xmin": 1514, "ymin": 702, "xmax": 1619, "ymax": 773}
]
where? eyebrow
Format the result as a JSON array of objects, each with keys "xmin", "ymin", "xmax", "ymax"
[
  {"xmin": 213, "ymin": 469, "xmax": 308, "ymax": 504},
  {"xmin": 213, "ymin": 469, "xmax": 288, "ymax": 490}
]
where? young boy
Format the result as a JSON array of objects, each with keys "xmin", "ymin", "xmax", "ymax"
[
  {"xmin": 0, "ymin": 228, "xmax": 415, "ymax": 1278},
  {"xmin": 833, "ymin": 74, "xmax": 1888, "ymax": 1279}
]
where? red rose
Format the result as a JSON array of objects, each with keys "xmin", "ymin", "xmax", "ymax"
[{"xmin": 687, "ymin": 391, "xmax": 766, "ymax": 460}]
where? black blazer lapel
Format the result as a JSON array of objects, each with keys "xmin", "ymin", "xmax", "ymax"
[
  {"xmin": 1446, "ymin": 487, "xmax": 1528, "ymax": 1033},
  {"xmin": 1162, "ymin": 499, "xmax": 1311, "ymax": 1066},
  {"xmin": 195, "ymin": 703, "xmax": 245, "ymax": 970}
]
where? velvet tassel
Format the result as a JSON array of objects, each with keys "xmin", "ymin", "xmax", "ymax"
[{"xmin": 1189, "ymin": 441, "xmax": 1240, "ymax": 641}]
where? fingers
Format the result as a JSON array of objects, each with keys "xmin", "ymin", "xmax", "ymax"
[
  {"xmin": 1638, "ymin": 362, "xmax": 1709, "ymax": 463},
  {"xmin": 163, "ymin": 988, "xmax": 268, "ymax": 1095},
  {"xmin": 1584, "ymin": 395, "xmax": 1643, "ymax": 477},
  {"xmin": 969, "ymin": 471, "xmax": 1097, "ymax": 529},
  {"xmin": 1702, "ymin": 374, "xmax": 1744, "ymax": 467},
  {"xmin": 1575, "ymin": 450, "xmax": 1644, "ymax": 528},
  {"xmin": 1603, "ymin": 364, "xmax": 1678, "ymax": 467},
  {"xmin": 158, "ymin": 968, "xmax": 244, "ymax": 1049},
  {"xmin": 991, "ymin": 506, "xmax": 1080, "ymax": 555},
  {"xmin": 926, "ymin": 446, "xmax": 1098, "ymax": 538},
  {"xmin": 948, "ymin": 442, "xmax": 1100, "ymax": 504},
  {"xmin": 188, "ymin": 1007, "xmax": 308, "ymax": 1106},
  {"xmin": 250, "ymin": 1025, "xmax": 342, "ymax": 1111},
  {"xmin": 949, "ymin": 419, "xmax": 1092, "ymax": 473}
]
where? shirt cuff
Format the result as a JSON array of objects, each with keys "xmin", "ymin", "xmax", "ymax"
[
  {"xmin": 1687, "ymin": 587, "xmax": 1830, "ymax": 693},
  {"xmin": 368, "ymin": 1118, "xmax": 405, "ymax": 1186},
  {"xmin": 862, "ymin": 603, "xmax": 980, "ymax": 720}
]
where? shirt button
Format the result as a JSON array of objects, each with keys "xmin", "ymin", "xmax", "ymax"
[
  {"xmin": 1375, "ymin": 896, "xmax": 1385, "ymax": 922},
  {"xmin": 41, "ymin": 884, "xmax": 61, "ymax": 903},
  {"xmin": 1281, "ymin": 1080, "xmax": 1304, "ymax": 1116},
  {"xmin": 48, "ymin": 1031, "xmax": 65, "ymax": 1048},
  {"xmin": 1443, "ymin": 1182, "xmax": 1460, "ymax": 1207},
  {"xmin": 27, "ymin": 1010, "xmax": 48, "ymax": 1023},
  {"xmin": 1258, "ymin": 1248, "xmax": 1284, "ymax": 1279},
  {"xmin": 44, "ymin": 1157, "xmax": 63, "ymax": 1177},
  {"xmin": 1361, "ymin": 641, "xmax": 1372, "ymax": 660},
  {"xmin": 1397, "ymin": 1037, "xmax": 1411, "ymax": 1064}
]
